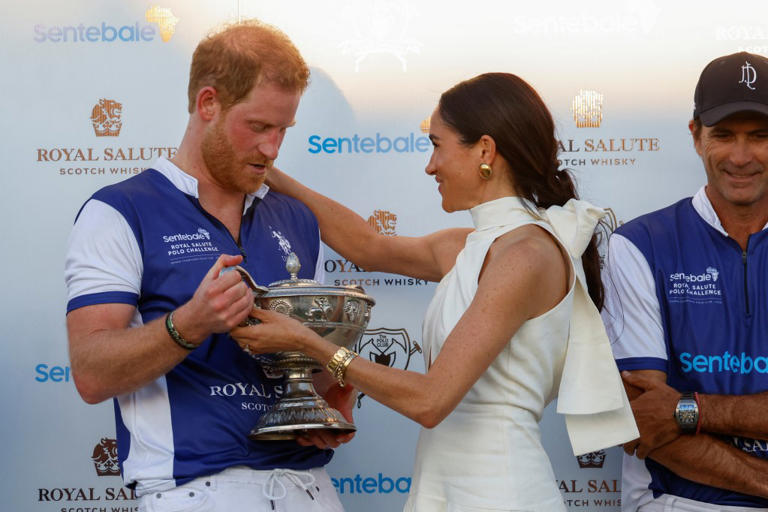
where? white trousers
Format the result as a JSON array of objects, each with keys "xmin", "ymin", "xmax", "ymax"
[
  {"xmin": 639, "ymin": 494, "xmax": 768, "ymax": 512},
  {"xmin": 138, "ymin": 466, "xmax": 344, "ymax": 512}
]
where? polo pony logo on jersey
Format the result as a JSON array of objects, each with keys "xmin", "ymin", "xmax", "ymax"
[
  {"xmin": 91, "ymin": 99, "xmax": 123, "ymax": 137},
  {"xmin": 576, "ymin": 450, "xmax": 606, "ymax": 469},
  {"xmin": 270, "ymin": 228, "xmax": 293, "ymax": 257},
  {"xmin": 91, "ymin": 438, "xmax": 120, "ymax": 476},
  {"xmin": 367, "ymin": 210, "xmax": 397, "ymax": 236},
  {"xmin": 145, "ymin": 6, "xmax": 179, "ymax": 42},
  {"xmin": 667, "ymin": 266, "xmax": 723, "ymax": 303},
  {"xmin": 740, "ymin": 61, "xmax": 758, "ymax": 90},
  {"xmin": 572, "ymin": 89, "xmax": 604, "ymax": 128},
  {"xmin": 354, "ymin": 327, "xmax": 422, "ymax": 407}
]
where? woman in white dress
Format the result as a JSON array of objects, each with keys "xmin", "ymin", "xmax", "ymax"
[{"xmin": 231, "ymin": 73, "xmax": 637, "ymax": 511}]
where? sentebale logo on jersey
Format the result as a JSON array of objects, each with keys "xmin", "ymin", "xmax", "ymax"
[
  {"xmin": 680, "ymin": 350, "xmax": 768, "ymax": 374},
  {"xmin": 740, "ymin": 61, "xmax": 758, "ymax": 90}
]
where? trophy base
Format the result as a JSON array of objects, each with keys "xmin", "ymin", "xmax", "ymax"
[{"xmin": 249, "ymin": 396, "xmax": 356, "ymax": 441}]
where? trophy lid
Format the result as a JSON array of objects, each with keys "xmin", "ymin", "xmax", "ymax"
[{"xmin": 264, "ymin": 253, "xmax": 375, "ymax": 304}]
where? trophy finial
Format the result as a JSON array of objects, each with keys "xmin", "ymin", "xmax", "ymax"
[{"xmin": 286, "ymin": 252, "xmax": 301, "ymax": 280}]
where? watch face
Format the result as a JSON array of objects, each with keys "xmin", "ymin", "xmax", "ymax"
[{"xmin": 675, "ymin": 398, "xmax": 698, "ymax": 431}]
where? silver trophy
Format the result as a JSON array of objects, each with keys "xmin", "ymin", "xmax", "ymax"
[{"xmin": 227, "ymin": 253, "xmax": 375, "ymax": 441}]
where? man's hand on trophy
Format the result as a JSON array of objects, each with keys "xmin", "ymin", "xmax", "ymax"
[
  {"xmin": 173, "ymin": 254, "xmax": 253, "ymax": 343},
  {"xmin": 230, "ymin": 306, "xmax": 313, "ymax": 354}
]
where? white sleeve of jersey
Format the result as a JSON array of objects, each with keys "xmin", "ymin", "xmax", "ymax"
[
  {"xmin": 601, "ymin": 233, "xmax": 667, "ymax": 363},
  {"xmin": 65, "ymin": 199, "xmax": 143, "ymax": 304}
]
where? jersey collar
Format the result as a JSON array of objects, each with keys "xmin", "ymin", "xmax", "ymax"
[{"xmin": 151, "ymin": 157, "xmax": 269, "ymax": 214}]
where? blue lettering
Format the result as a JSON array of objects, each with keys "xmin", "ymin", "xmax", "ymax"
[
  {"xmin": 732, "ymin": 356, "xmax": 740, "ymax": 372},
  {"xmin": 141, "ymin": 25, "xmax": 155, "ymax": 41},
  {"xmin": 708, "ymin": 355, "xmax": 723, "ymax": 372},
  {"xmin": 360, "ymin": 137, "xmax": 374, "ymax": 153},
  {"xmin": 394, "ymin": 136, "xmax": 409, "ymax": 152},
  {"xmin": 48, "ymin": 26, "xmax": 63, "ymax": 42},
  {"xmin": 362, "ymin": 477, "xmax": 376, "ymax": 493},
  {"xmin": 101, "ymin": 22, "xmax": 117, "ymax": 42},
  {"xmin": 331, "ymin": 474, "xmax": 410, "ymax": 494},
  {"xmin": 308, "ymin": 135, "xmax": 321, "ymax": 154},
  {"xmin": 33, "ymin": 24, "xmax": 46, "ymax": 42},
  {"xmin": 322, "ymin": 137, "xmax": 337, "ymax": 153},
  {"xmin": 756, "ymin": 357, "xmax": 768, "ymax": 373},
  {"xmin": 118, "ymin": 24, "xmax": 135, "ymax": 41},
  {"xmin": 62, "ymin": 25, "xmax": 78, "ymax": 42},
  {"xmin": 35, "ymin": 364, "xmax": 72, "ymax": 383},
  {"xmin": 376, "ymin": 133, "xmax": 391, "ymax": 152},
  {"xmin": 35, "ymin": 363, "xmax": 49, "ymax": 382},
  {"xmin": 378, "ymin": 473, "xmax": 394, "ymax": 493},
  {"xmin": 679, "ymin": 352, "xmax": 692, "ymax": 372},
  {"xmin": 742, "ymin": 352, "xmax": 753, "ymax": 374},
  {"xmin": 416, "ymin": 136, "xmax": 430, "ymax": 151},
  {"xmin": 86, "ymin": 25, "xmax": 99, "ymax": 41},
  {"xmin": 692, "ymin": 355, "xmax": 708, "ymax": 372}
]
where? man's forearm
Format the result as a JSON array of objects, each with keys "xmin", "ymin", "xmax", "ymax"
[
  {"xmin": 700, "ymin": 392, "xmax": 768, "ymax": 439},
  {"xmin": 68, "ymin": 309, "xmax": 191, "ymax": 404},
  {"xmin": 648, "ymin": 432, "xmax": 768, "ymax": 499}
]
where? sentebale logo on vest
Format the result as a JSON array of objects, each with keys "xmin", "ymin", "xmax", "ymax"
[
  {"xmin": 668, "ymin": 267, "xmax": 723, "ymax": 304},
  {"xmin": 740, "ymin": 60, "xmax": 757, "ymax": 90}
]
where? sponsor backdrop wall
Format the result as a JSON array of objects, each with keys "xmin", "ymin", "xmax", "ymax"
[{"xmin": 2, "ymin": 0, "xmax": 765, "ymax": 510}]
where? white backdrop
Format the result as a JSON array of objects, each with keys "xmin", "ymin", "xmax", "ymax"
[{"xmin": 3, "ymin": 0, "xmax": 766, "ymax": 510}]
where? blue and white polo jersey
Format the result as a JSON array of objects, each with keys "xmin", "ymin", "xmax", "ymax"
[
  {"xmin": 65, "ymin": 158, "xmax": 330, "ymax": 495},
  {"xmin": 602, "ymin": 186, "xmax": 768, "ymax": 509}
]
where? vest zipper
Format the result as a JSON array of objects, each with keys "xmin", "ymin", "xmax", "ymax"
[
  {"xmin": 192, "ymin": 199, "xmax": 248, "ymax": 262},
  {"xmin": 742, "ymin": 244, "xmax": 750, "ymax": 316}
]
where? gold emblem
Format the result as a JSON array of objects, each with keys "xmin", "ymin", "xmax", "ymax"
[
  {"xmin": 571, "ymin": 89, "xmax": 604, "ymax": 128},
  {"xmin": 419, "ymin": 117, "xmax": 430, "ymax": 134},
  {"xmin": 367, "ymin": 210, "xmax": 397, "ymax": 236},
  {"xmin": 91, "ymin": 438, "xmax": 120, "ymax": 476},
  {"xmin": 145, "ymin": 5, "xmax": 179, "ymax": 43},
  {"xmin": 90, "ymin": 99, "xmax": 123, "ymax": 137}
]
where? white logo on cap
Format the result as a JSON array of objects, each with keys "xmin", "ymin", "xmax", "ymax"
[{"xmin": 740, "ymin": 61, "xmax": 757, "ymax": 90}]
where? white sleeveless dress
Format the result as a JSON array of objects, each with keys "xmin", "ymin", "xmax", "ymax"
[{"xmin": 403, "ymin": 196, "xmax": 638, "ymax": 512}]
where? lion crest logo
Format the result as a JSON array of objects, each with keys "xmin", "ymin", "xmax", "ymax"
[
  {"xmin": 91, "ymin": 437, "xmax": 120, "ymax": 476},
  {"xmin": 145, "ymin": 6, "xmax": 179, "ymax": 42},
  {"xmin": 90, "ymin": 99, "xmax": 123, "ymax": 137},
  {"xmin": 571, "ymin": 89, "xmax": 604, "ymax": 128},
  {"xmin": 576, "ymin": 449, "xmax": 606, "ymax": 469},
  {"xmin": 354, "ymin": 327, "xmax": 421, "ymax": 407},
  {"xmin": 367, "ymin": 210, "xmax": 397, "ymax": 236}
]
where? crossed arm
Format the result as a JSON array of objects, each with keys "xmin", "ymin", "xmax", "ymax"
[{"xmin": 621, "ymin": 370, "xmax": 768, "ymax": 499}]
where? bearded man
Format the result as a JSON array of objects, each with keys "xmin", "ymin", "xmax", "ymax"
[{"xmin": 64, "ymin": 20, "xmax": 352, "ymax": 512}]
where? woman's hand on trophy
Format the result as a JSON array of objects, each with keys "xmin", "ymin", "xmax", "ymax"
[{"xmin": 229, "ymin": 306, "xmax": 313, "ymax": 354}]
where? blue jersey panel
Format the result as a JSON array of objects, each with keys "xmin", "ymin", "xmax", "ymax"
[
  {"xmin": 616, "ymin": 198, "xmax": 768, "ymax": 507},
  {"xmin": 88, "ymin": 169, "xmax": 330, "ymax": 487}
]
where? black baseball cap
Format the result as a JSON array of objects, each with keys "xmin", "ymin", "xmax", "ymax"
[{"xmin": 693, "ymin": 51, "xmax": 768, "ymax": 126}]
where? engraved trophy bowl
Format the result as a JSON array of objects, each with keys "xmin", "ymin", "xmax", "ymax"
[{"xmin": 225, "ymin": 252, "xmax": 375, "ymax": 441}]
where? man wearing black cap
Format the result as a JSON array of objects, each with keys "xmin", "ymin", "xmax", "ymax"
[{"xmin": 602, "ymin": 52, "xmax": 768, "ymax": 511}]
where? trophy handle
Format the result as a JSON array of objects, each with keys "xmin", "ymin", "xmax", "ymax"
[{"xmin": 220, "ymin": 265, "xmax": 268, "ymax": 325}]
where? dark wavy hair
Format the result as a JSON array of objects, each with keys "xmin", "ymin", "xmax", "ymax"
[{"xmin": 438, "ymin": 72, "xmax": 604, "ymax": 309}]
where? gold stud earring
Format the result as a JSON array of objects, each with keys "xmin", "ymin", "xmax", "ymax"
[{"xmin": 479, "ymin": 163, "xmax": 492, "ymax": 180}]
